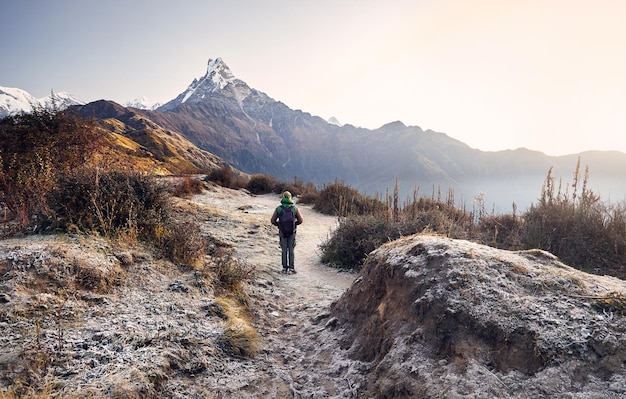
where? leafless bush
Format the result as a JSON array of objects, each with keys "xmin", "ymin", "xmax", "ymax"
[
  {"xmin": 205, "ymin": 165, "xmax": 247, "ymax": 189},
  {"xmin": 319, "ymin": 162, "xmax": 626, "ymax": 278},
  {"xmin": 209, "ymin": 251, "xmax": 256, "ymax": 292},
  {"xmin": 245, "ymin": 174, "xmax": 277, "ymax": 194},
  {"xmin": 155, "ymin": 218, "xmax": 208, "ymax": 268},
  {"xmin": 522, "ymin": 161, "xmax": 626, "ymax": 278},
  {"xmin": 48, "ymin": 168, "xmax": 170, "ymax": 240},
  {"xmin": 315, "ymin": 181, "xmax": 388, "ymax": 216},
  {"xmin": 172, "ymin": 175, "xmax": 205, "ymax": 198},
  {"xmin": 478, "ymin": 213, "xmax": 524, "ymax": 249},
  {"xmin": 0, "ymin": 106, "xmax": 103, "ymax": 230}
]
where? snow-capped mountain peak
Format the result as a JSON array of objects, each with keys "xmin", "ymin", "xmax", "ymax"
[
  {"xmin": 0, "ymin": 86, "xmax": 39, "ymax": 117},
  {"xmin": 158, "ymin": 57, "xmax": 252, "ymax": 112},
  {"xmin": 0, "ymin": 86, "xmax": 84, "ymax": 118},
  {"xmin": 125, "ymin": 96, "xmax": 162, "ymax": 110},
  {"xmin": 41, "ymin": 91, "xmax": 83, "ymax": 109},
  {"xmin": 327, "ymin": 116, "xmax": 343, "ymax": 127},
  {"xmin": 204, "ymin": 58, "xmax": 235, "ymax": 91}
]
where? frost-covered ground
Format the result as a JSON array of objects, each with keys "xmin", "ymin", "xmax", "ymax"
[
  {"xmin": 0, "ymin": 186, "xmax": 357, "ymax": 398},
  {"xmin": 333, "ymin": 235, "xmax": 626, "ymax": 398},
  {"xmin": 0, "ymin": 185, "xmax": 625, "ymax": 398}
]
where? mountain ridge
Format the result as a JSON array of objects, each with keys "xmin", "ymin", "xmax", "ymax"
[
  {"xmin": 3, "ymin": 58, "xmax": 626, "ymax": 210},
  {"xmin": 142, "ymin": 58, "xmax": 626, "ymax": 210},
  {"xmin": 0, "ymin": 86, "xmax": 83, "ymax": 118}
]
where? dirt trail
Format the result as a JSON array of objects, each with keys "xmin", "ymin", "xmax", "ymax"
[
  {"xmin": 192, "ymin": 186, "xmax": 354, "ymax": 299},
  {"xmin": 190, "ymin": 186, "xmax": 360, "ymax": 397}
]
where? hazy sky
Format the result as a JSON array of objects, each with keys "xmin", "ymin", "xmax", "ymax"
[{"xmin": 2, "ymin": 0, "xmax": 626, "ymax": 156}]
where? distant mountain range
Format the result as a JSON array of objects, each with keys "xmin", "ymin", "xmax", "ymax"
[
  {"xmin": 0, "ymin": 86, "xmax": 83, "ymax": 117},
  {"xmin": 3, "ymin": 58, "xmax": 626, "ymax": 211}
]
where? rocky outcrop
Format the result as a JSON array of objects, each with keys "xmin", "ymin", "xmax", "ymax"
[{"xmin": 331, "ymin": 234, "xmax": 626, "ymax": 398}]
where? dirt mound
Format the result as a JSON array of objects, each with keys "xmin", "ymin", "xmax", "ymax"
[{"xmin": 331, "ymin": 234, "xmax": 626, "ymax": 398}]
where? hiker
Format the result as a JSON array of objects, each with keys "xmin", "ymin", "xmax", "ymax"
[{"xmin": 270, "ymin": 191, "xmax": 303, "ymax": 274}]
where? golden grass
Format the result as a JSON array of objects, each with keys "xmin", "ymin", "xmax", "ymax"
[{"xmin": 215, "ymin": 297, "xmax": 260, "ymax": 358}]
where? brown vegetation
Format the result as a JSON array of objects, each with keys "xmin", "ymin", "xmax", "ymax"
[
  {"xmin": 0, "ymin": 106, "xmax": 104, "ymax": 229},
  {"xmin": 318, "ymin": 161, "xmax": 626, "ymax": 280}
]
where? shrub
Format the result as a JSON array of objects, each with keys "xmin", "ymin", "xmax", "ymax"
[
  {"xmin": 246, "ymin": 174, "xmax": 276, "ymax": 194},
  {"xmin": 477, "ymin": 213, "xmax": 523, "ymax": 249},
  {"xmin": 0, "ymin": 106, "xmax": 103, "ymax": 229},
  {"xmin": 206, "ymin": 165, "xmax": 247, "ymax": 189},
  {"xmin": 521, "ymin": 161, "xmax": 626, "ymax": 278},
  {"xmin": 172, "ymin": 176, "xmax": 205, "ymax": 198},
  {"xmin": 209, "ymin": 250, "xmax": 256, "ymax": 291},
  {"xmin": 319, "ymin": 215, "xmax": 396, "ymax": 269},
  {"xmin": 48, "ymin": 168, "xmax": 170, "ymax": 239},
  {"xmin": 155, "ymin": 218, "xmax": 208, "ymax": 268},
  {"xmin": 315, "ymin": 181, "xmax": 388, "ymax": 216}
]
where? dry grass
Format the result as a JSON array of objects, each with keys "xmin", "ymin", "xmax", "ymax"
[
  {"xmin": 215, "ymin": 297, "xmax": 260, "ymax": 358},
  {"xmin": 0, "ymin": 384, "xmax": 54, "ymax": 399},
  {"xmin": 208, "ymin": 251, "xmax": 256, "ymax": 292},
  {"xmin": 319, "ymin": 166, "xmax": 626, "ymax": 279},
  {"xmin": 592, "ymin": 292, "xmax": 626, "ymax": 315}
]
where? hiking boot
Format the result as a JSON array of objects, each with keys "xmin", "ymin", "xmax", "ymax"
[
  {"xmin": 281, "ymin": 268, "xmax": 288, "ymax": 274},
  {"xmin": 289, "ymin": 268, "xmax": 296, "ymax": 274}
]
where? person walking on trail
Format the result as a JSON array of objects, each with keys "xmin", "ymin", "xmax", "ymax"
[{"xmin": 270, "ymin": 191, "xmax": 303, "ymax": 274}]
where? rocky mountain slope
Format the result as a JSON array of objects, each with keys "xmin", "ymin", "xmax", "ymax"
[{"xmin": 0, "ymin": 183, "xmax": 624, "ymax": 398}]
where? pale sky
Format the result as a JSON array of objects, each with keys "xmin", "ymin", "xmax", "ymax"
[{"xmin": 2, "ymin": 0, "xmax": 626, "ymax": 156}]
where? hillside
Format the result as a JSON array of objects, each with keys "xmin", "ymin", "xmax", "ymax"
[
  {"xmin": 74, "ymin": 100, "xmax": 231, "ymax": 175},
  {"xmin": 0, "ymin": 184, "xmax": 624, "ymax": 398}
]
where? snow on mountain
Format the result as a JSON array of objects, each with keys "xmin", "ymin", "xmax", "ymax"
[
  {"xmin": 157, "ymin": 58, "xmax": 252, "ymax": 112},
  {"xmin": 0, "ymin": 86, "xmax": 38, "ymax": 117},
  {"xmin": 41, "ymin": 91, "xmax": 84, "ymax": 109},
  {"xmin": 327, "ymin": 116, "xmax": 342, "ymax": 127},
  {"xmin": 125, "ymin": 97, "xmax": 162, "ymax": 110},
  {"xmin": 0, "ymin": 86, "xmax": 83, "ymax": 118}
]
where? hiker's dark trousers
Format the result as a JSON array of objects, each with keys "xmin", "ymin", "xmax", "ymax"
[{"xmin": 279, "ymin": 231, "xmax": 296, "ymax": 269}]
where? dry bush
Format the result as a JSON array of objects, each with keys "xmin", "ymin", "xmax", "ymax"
[
  {"xmin": 172, "ymin": 175, "xmax": 205, "ymax": 198},
  {"xmin": 49, "ymin": 168, "xmax": 210, "ymax": 268},
  {"xmin": 246, "ymin": 174, "xmax": 276, "ymax": 194},
  {"xmin": 320, "ymin": 215, "xmax": 395, "ymax": 269},
  {"xmin": 522, "ymin": 161, "xmax": 626, "ymax": 278},
  {"xmin": 288, "ymin": 179, "xmax": 319, "ymax": 204},
  {"xmin": 315, "ymin": 181, "xmax": 388, "ymax": 216},
  {"xmin": 319, "ymin": 163, "xmax": 626, "ymax": 279},
  {"xmin": 205, "ymin": 165, "xmax": 247, "ymax": 189},
  {"xmin": 74, "ymin": 262, "xmax": 125, "ymax": 293},
  {"xmin": 297, "ymin": 190, "xmax": 319, "ymax": 205},
  {"xmin": 155, "ymin": 218, "xmax": 208, "ymax": 268},
  {"xmin": 0, "ymin": 106, "xmax": 103, "ymax": 230},
  {"xmin": 208, "ymin": 251, "xmax": 256, "ymax": 292},
  {"xmin": 319, "ymin": 187, "xmax": 475, "ymax": 269},
  {"xmin": 48, "ymin": 168, "xmax": 170, "ymax": 240},
  {"xmin": 477, "ymin": 213, "xmax": 524, "ymax": 249}
]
